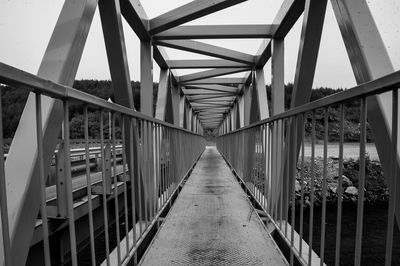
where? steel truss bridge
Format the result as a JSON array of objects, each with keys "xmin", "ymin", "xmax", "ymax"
[{"xmin": 0, "ymin": 0, "xmax": 399, "ymax": 265}]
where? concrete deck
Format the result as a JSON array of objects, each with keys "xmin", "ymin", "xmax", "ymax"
[{"xmin": 140, "ymin": 146, "xmax": 287, "ymax": 265}]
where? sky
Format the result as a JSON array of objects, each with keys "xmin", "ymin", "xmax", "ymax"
[{"xmin": 0, "ymin": 0, "xmax": 399, "ymax": 89}]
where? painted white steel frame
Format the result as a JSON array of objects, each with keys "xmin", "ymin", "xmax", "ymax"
[{"xmin": 1, "ymin": 0, "xmax": 399, "ymax": 265}]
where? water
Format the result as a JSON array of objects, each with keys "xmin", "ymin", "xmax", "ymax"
[
  {"xmin": 292, "ymin": 204, "xmax": 400, "ymax": 265},
  {"xmin": 304, "ymin": 142, "xmax": 379, "ymax": 160}
]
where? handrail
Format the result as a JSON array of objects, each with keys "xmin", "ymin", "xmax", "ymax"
[
  {"xmin": 0, "ymin": 62, "xmax": 200, "ymax": 136},
  {"xmin": 220, "ymin": 70, "xmax": 400, "ymax": 136},
  {"xmin": 217, "ymin": 73, "xmax": 400, "ymax": 265},
  {"xmin": 0, "ymin": 60, "xmax": 206, "ymax": 265},
  {"xmin": 3, "ymin": 144, "xmax": 123, "ymax": 159}
]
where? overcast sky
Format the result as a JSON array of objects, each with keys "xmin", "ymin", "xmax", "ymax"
[{"xmin": 0, "ymin": 0, "xmax": 399, "ymax": 89}]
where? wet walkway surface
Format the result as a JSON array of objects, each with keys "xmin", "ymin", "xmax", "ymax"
[{"xmin": 140, "ymin": 146, "xmax": 287, "ymax": 265}]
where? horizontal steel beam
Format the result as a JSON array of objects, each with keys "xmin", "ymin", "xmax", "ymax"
[
  {"xmin": 187, "ymin": 95, "xmax": 236, "ymax": 101},
  {"xmin": 192, "ymin": 98, "xmax": 233, "ymax": 103},
  {"xmin": 167, "ymin": 59, "xmax": 248, "ymax": 69},
  {"xmin": 120, "ymin": 0, "xmax": 171, "ymax": 70},
  {"xmin": 155, "ymin": 40, "xmax": 255, "ymax": 65},
  {"xmin": 201, "ymin": 116, "xmax": 223, "ymax": 118},
  {"xmin": 194, "ymin": 107, "xmax": 229, "ymax": 110},
  {"xmin": 191, "ymin": 103, "xmax": 231, "ymax": 107},
  {"xmin": 198, "ymin": 113, "xmax": 224, "ymax": 116},
  {"xmin": 183, "ymin": 77, "xmax": 246, "ymax": 85},
  {"xmin": 198, "ymin": 111, "xmax": 227, "ymax": 114},
  {"xmin": 153, "ymin": 25, "xmax": 275, "ymax": 39},
  {"xmin": 254, "ymin": 0, "xmax": 305, "ymax": 68},
  {"xmin": 182, "ymin": 88, "xmax": 236, "ymax": 95},
  {"xmin": 202, "ymin": 119, "xmax": 222, "ymax": 121},
  {"xmin": 185, "ymin": 84, "xmax": 240, "ymax": 93},
  {"xmin": 179, "ymin": 68, "xmax": 249, "ymax": 82},
  {"xmin": 149, "ymin": 0, "xmax": 247, "ymax": 34}
]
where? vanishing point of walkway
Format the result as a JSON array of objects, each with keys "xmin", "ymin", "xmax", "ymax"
[{"xmin": 140, "ymin": 146, "xmax": 287, "ymax": 265}]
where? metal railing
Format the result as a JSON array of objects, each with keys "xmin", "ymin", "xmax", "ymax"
[
  {"xmin": 217, "ymin": 70, "xmax": 400, "ymax": 266},
  {"xmin": 0, "ymin": 62, "xmax": 205, "ymax": 265}
]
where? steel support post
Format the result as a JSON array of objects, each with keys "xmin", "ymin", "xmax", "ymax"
[
  {"xmin": 184, "ymin": 101, "xmax": 190, "ymax": 129},
  {"xmin": 238, "ymin": 93, "xmax": 244, "ymax": 128},
  {"xmin": 140, "ymin": 40, "xmax": 154, "ymax": 116},
  {"xmin": 99, "ymin": 0, "xmax": 150, "ymax": 229},
  {"xmin": 231, "ymin": 103, "xmax": 236, "ymax": 130},
  {"xmin": 271, "ymin": 37, "xmax": 285, "ymax": 217},
  {"xmin": 179, "ymin": 95, "xmax": 185, "ymax": 128},
  {"xmin": 171, "ymin": 83, "xmax": 180, "ymax": 126},
  {"xmin": 331, "ymin": 0, "xmax": 400, "ymax": 227},
  {"xmin": 188, "ymin": 106, "xmax": 193, "ymax": 131},
  {"xmin": 192, "ymin": 114, "xmax": 196, "ymax": 133},
  {"xmin": 155, "ymin": 69, "xmax": 169, "ymax": 121},
  {"xmin": 243, "ymin": 83, "xmax": 252, "ymax": 126},
  {"xmin": 0, "ymin": 2, "xmax": 97, "ymax": 265},
  {"xmin": 283, "ymin": 0, "xmax": 327, "ymax": 221},
  {"xmin": 140, "ymin": 37, "xmax": 156, "ymax": 223},
  {"xmin": 226, "ymin": 112, "xmax": 231, "ymax": 132},
  {"xmin": 235, "ymin": 101, "xmax": 241, "ymax": 130},
  {"xmin": 271, "ymin": 39, "xmax": 284, "ymax": 116},
  {"xmin": 255, "ymin": 68, "xmax": 269, "ymax": 120}
]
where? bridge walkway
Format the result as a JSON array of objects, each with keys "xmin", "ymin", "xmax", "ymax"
[{"xmin": 140, "ymin": 146, "xmax": 287, "ymax": 265}]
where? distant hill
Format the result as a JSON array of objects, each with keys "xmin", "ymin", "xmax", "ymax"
[{"xmin": 1, "ymin": 80, "xmax": 372, "ymax": 142}]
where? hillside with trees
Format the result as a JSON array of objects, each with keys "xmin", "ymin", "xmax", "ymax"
[{"xmin": 0, "ymin": 80, "xmax": 371, "ymax": 142}]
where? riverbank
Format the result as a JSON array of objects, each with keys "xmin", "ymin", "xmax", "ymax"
[{"xmin": 294, "ymin": 155, "xmax": 388, "ymax": 206}]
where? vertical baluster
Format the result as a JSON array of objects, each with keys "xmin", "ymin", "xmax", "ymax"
[
  {"xmin": 335, "ymin": 104, "xmax": 344, "ymax": 266},
  {"xmin": 158, "ymin": 125, "xmax": 161, "ymax": 212},
  {"xmin": 129, "ymin": 117, "xmax": 137, "ymax": 264},
  {"xmin": 84, "ymin": 105, "xmax": 96, "ymax": 266},
  {"xmin": 120, "ymin": 116, "xmax": 130, "ymax": 259},
  {"xmin": 267, "ymin": 123, "xmax": 272, "ymax": 213},
  {"xmin": 272, "ymin": 122, "xmax": 275, "ymax": 221},
  {"xmin": 0, "ymin": 81, "xmax": 11, "ymax": 266},
  {"xmin": 299, "ymin": 113, "xmax": 305, "ymax": 258},
  {"xmin": 100, "ymin": 110, "xmax": 110, "ymax": 266},
  {"xmin": 154, "ymin": 124, "xmax": 158, "ymax": 215},
  {"xmin": 263, "ymin": 125, "xmax": 267, "ymax": 208},
  {"xmin": 161, "ymin": 126, "xmax": 165, "ymax": 206},
  {"xmin": 285, "ymin": 118, "xmax": 290, "ymax": 238},
  {"xmin": 290, "ymin": 116, "xmax": 297, "ymax": 265},
  {"xmin": 320, "ymin": 107, "xmax": 329, "ymax": 266},
  {"xmin": 308, "ymin": 111, "xmax": 316, "ymax": 266},
  {"xmin": 354, "ymin": 97, "xmax": 367, "ymax": 266},
  {"xmin": 148, "ymin": 122, "xmax": 154, "ymax": 222},
  {"xmin": 137, "ymin": 120, "xmax": 143, "ymax": 236},
  {"xmin": 385, "ymin": 89, "xmax": 398, "ymax": 266},
  {"xmin": 280, "ymin": 119, "xmax": 284, "ymax": 231},
  {"xmin": 36, "ymin": 93, "xmax": 51, "ymax": 266},
  {"xmin": 63, "ymin": 100, "xmax": 78, "ymax": 266},
  {"xmin": 112, "ymin": 113, "xmax": 121, "ymax": 265},
  {"xmin": 168, "ymin": 128, "xmax": 172, "ymax": 205},
  {"xmin": 143, "ymin": 120, "xmax": 149, "ymax": 227}
]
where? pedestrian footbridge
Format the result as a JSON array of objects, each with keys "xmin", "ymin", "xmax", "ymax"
[{"xmin": 0, "ymin": 0, "xmax": 399, "ymax": 265}]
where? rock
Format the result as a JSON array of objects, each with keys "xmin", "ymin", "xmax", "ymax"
[
  {"xmin": 334, "ymin": 175, "xmax": 353, "ymax": 187},
  {"xmin": 345, "ymin": 186, "xmax": 358, "ymax": 196},
  {"xmin": 295, "ymin": 180, "xmax": 301, "ymax": 192},
  {"xmin": 329, "ymin": 185, "xmax": 337, "ymax": 194},
  {"xmin": 342, "ymin": 176, "xmax": 353, "ymax": 187}
]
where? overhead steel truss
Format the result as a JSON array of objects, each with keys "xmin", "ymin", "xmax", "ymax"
[{"xmin": 1, "ymin": 0, "xmax": 399, "ymax": 265}]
